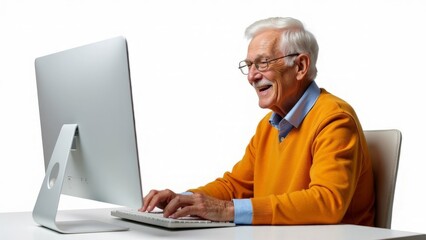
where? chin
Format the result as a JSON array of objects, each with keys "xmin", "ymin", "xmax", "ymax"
[
  {"xmin": 258, "ymin": 101, "xmax": 273, "ymax": 110},
  {"xmin": 257, "ymin": 93, "xmax": 276, "ymax": 110}
]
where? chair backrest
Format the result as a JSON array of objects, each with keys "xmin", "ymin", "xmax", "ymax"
[{"xmin": 364, "ymin": 129, "xmax": 402, "ymax": 229}]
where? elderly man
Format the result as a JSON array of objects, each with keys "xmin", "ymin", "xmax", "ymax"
[{"xmin": 141, "ymin": 17, "xmax": 375, "ymax": 226}]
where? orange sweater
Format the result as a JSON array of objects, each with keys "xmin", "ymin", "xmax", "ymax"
[{"xmin": 190, "ymin": 89, "xmax": 375, "ymax": 226}]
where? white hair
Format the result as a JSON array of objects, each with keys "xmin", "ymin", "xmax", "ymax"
[{"xmin": 245, "ymin": 17, "xmax": 319, "ymax": 80}]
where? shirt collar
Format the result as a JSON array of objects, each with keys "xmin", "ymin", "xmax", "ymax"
[{"xmin": 269, "ymin": 81, "xmax": 320, "ymax": 138}]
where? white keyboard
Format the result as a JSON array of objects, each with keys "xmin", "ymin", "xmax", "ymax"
[{"xmin": 111, "ymin": 208, "xmax": 235, "ymax": 229}]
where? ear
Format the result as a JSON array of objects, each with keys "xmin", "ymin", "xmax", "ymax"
[{"xmin": 295, "ymin": 54, "xmax": 310, "ymax": 81}]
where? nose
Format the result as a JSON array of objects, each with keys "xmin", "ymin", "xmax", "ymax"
[{"xmin": 247, "ymin": 65, "xmax": 262, "ymax": 84}]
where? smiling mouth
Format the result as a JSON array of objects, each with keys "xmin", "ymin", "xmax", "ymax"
[{"xmin": 258, "ymin": 85, "xmax": 272, "ymax": 92}]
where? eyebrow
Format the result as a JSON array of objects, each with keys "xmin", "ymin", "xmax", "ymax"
[{"xmin": 244, "ymin": 55, "xmax": 270, "ymax": 63}]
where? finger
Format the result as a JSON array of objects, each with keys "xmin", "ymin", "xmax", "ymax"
[
  {"xmin": 163, "ymin": 194, "xmax": 193, "ymax": 218},
  {"xmin": 169, "ymin": 205, "xmax": 198, "ymax": 219},
  {"xmin": 140, "ymin": 189, "xmax": 159, "ymax": 211},
  {"xmin": 146, "ymin": 190, "xmax": 169, "ymax": 212},
  {"xmin": 144, "ymin": 189, "xmax": 177, "ymax": 212}
]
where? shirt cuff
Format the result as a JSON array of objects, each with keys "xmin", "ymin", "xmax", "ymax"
[
  {"xmin": 232, "ymin": 198, "xmax": 253, "ymax": 225},
  {"xmin": 181, "ymin": 191, "xmax": 193, "ymax": 195}
]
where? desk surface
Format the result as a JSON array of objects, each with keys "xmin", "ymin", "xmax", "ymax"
[{"xmin": 0, "ymin": 208, "xmax": 425, "ymax": 240}]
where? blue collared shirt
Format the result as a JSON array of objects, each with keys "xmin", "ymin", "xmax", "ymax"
[{"xmin": 233, "ymin": 81, "xmax": 320, "ymax": 224}]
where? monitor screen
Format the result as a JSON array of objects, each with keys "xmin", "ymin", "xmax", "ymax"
[{"xmin": 33, "ymin": 36, "xmax": 143, "ymax": 233}]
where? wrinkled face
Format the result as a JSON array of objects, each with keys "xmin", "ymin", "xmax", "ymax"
[{"xmin": 245, "ymin": 30, "xmax": 300, "ymax": 116}]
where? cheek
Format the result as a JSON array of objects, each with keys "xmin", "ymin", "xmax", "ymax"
[
  {"xmin": 272, "ymin": 69, "xmax": 296, "ymax": 98},
  {"xmin": 272, "ymin": 77, "xmax": 286, "ymax": 99}
]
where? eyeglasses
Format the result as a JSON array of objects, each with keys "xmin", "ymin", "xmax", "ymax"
[{"xmin": 238, "ymin": 53, "xmax": 300, "ymax": 75}]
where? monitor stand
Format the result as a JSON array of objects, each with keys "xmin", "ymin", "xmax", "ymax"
[{"xmin": 32, "ymin": 124, "xmax": 128, "ymax": 233}]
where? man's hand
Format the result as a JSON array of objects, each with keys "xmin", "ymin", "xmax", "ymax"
[
  {"xmin": 139, "ymin": 189, "xmax": 177, "ymax": 212},
  {"xmin": 139, "ymin": 189, "xmax": 234, "ymax": 222}
]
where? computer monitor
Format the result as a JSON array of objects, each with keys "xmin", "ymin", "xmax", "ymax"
[{"xmin": 32, "ymin": 36, "xmax": 143, "ymax": 233}]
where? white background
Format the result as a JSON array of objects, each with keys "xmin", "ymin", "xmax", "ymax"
[{"xmin": 1, "ymin": 0, "xmax": 425, "ymax": 233}]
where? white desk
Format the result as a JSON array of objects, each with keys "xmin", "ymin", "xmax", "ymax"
[{"xmin": 1, "ymin": 208, "xmax": 425, "ymax": 240}]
